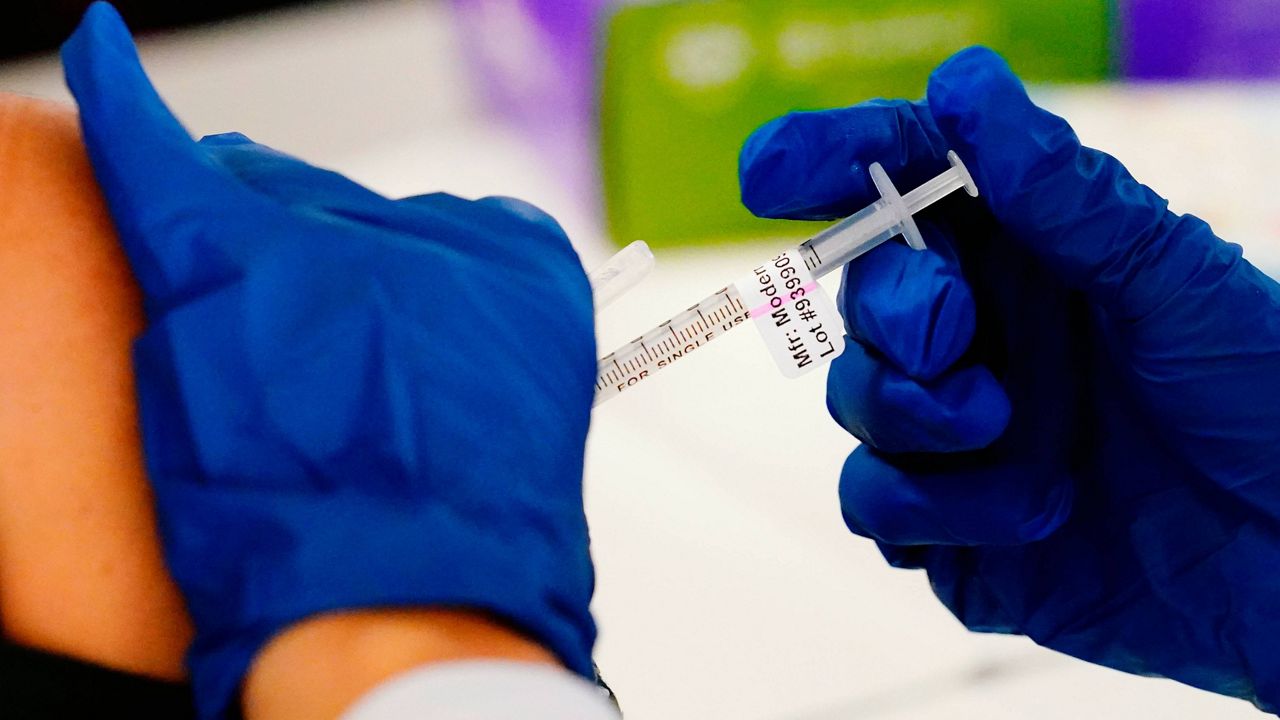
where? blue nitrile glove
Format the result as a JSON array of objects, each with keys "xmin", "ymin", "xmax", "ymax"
[
  {"xmin": 740, "ymin": 47, "xmax": 1280, "ymax": 711},
  {"xmin": 62, "ymin": 4, "xmax": 596, "ymax": 718}
]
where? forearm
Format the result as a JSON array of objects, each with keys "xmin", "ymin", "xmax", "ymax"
[{"xmin": 242, "ymin": 609, "xmax": 558, "ymax": 720}]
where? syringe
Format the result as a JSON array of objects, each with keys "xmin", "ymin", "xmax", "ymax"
[{"xmin": 590, "ymin": 151, "xmax": 978, "ymax": 406}]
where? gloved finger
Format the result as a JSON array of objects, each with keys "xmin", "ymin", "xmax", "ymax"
[
  {"xmin": 61, "ymin": 4, "xmax": 236, "ymax": 240},
  {"xmin": 199, "ymin": 133, "xmax": 391, "ymax": 216},
  {"xmin": 394, "ymin": 193, "xmax": 587, "ymax": 289},
  {"xmin": 471, "ymin": 196, "xmax": 586, "ymax": 278},
  {"xmin": 404, "ymin": 193, "xmax": 578, "ymax": 254},
  {"xmin": 738, "ymin": 99, "xmax": 949, "ymax": 221},
  {"xmin": 473, "ymin": 196, "xmax": 574, "ymax": 247},
  {"xmin": 396, "ymin": 191, "xmax": 460, "ymax": 209},
  {"xmin": 838, "ymin": 444, "xmax": 1074, "ymax": 546},
  {"xmin": 873, "ymin": 543, "xmax": 1022, "ymax": 637},
  {"xmin": 837, "ymin": 218, "xmax": 975, "ymax": 381},
  {"xmin": 388, "ymin": 192, "xmax": 497, "ymax": 247},
  {"xmin": 925, "ymin": 47, "xmax": 1204, "ymax": 319},
  {"xmin": 397, "ymin": 193, "xmax": 570, "ymax": 242},
  {"xmin": 826, "ymin": 339, "xmax": 1010, "ymax": 454}
]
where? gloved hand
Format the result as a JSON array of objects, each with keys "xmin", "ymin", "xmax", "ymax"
[
  {"xmin": 740, "ymin": 47, "xmax": 1280, "ymax": 711},
  {"xmin": 62, "ymin": 4, "xmax": 597, "ymax": 718}
]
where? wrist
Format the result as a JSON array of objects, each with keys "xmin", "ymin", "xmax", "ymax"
[{"xmin": 242, "ymin": 608, "xmax": 557, "ymax": 720}]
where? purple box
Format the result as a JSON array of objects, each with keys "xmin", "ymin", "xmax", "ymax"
[
  {"xmin": 1124, "ymin": 0, "xmax": 1280, "ymax": 79},
  {"xmin": 450, "ymin": 0, "xmax": 608, "ymax": 200}
]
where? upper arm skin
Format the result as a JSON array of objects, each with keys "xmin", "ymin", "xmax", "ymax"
[{"xmin": 0, "ymin": 93, "xmax": 192, "ymax": 680}]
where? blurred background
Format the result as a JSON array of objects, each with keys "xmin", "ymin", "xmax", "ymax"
[{"xmin": 2, "ymin": 1, "xmax": 1277, "ymax": 718}]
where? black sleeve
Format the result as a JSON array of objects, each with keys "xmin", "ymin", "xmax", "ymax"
[
  {"xmin": 0, "ymin": 639, "xmax": 195, "ymax": 718},
  {"xmin": 0, "ymin": 1, "xmax": 314, "ymax": 60}
]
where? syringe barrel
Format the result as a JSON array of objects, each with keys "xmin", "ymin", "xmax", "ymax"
[{"xmin": 802, "ymin": 199, "xmax": 898, "ymax": 278}]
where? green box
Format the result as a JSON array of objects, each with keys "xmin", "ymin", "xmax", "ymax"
[{"xmin": 599, "ymin": 0, "xmax": 1114, "ymax": 246}]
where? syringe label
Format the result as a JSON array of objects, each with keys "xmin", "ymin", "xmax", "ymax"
[
  {"xmin": 748, "ymin": 282, "xmax": 817, "ymax": 317},
  {"xmin": 732, "ymin": 249, "xmax": 845, "ymax": 379}
]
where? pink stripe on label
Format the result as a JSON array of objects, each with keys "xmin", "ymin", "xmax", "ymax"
[{"xmin": 748, "ymin": 281, "xmax": 818, "ymax": 318}]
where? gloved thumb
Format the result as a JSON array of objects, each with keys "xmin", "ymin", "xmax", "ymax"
[
  {"xmin": 62, "ymin": 2, "xmax": 252, "ymax": 313},
  {"xmin": 62, "ymin": 2, "xmax": 228, "ymax": 226},
  {"xmin": 926, "ymin": 47, "xmax": 1229, "ymax": 321}
]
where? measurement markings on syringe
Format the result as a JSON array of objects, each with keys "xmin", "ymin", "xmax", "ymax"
[
  {"xmin": 595, "ymin": 289, "xmax": 749, "ymax": 395},
  {"xmin": 801, "ymin": 243, "xmax": 821, "ymax": 272}
]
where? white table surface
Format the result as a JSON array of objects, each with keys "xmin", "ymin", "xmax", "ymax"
[{"xmin": 2, "ymin": 1, "xmax": 1273, "ymax": 718}]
